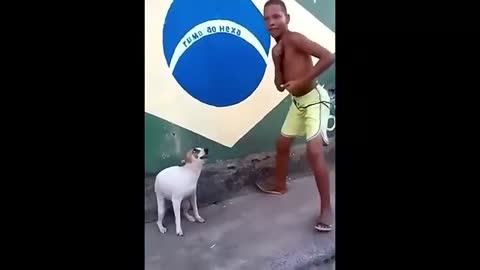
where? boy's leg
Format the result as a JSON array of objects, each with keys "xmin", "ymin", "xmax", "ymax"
[
  {"xmin": 256, "ymin": 101, "xmax": 302, "ymax": 195},
  {"xmin": 255, "ymin": 135, "xmax": 294, "ymax": 194},
  {"xmin": 306, "ymin": 137, "xmax": 332, "ymax": 231},
  {"xmin": 305, "ymin": 89, "xmax": 333, "ymax": 231},
  {"xmin": 274, "ymin": 135, "xmax": 293, "ymax": 192}
]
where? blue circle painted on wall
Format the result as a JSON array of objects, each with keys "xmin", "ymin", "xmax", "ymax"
[{"xmin": 163, "ymin": 0, "xmax": 271, "ymax": 107}]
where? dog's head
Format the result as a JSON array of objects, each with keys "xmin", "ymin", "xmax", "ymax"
[{"xmin": 183, "ymin": 147, "xmax": 209, "ymax": 165}]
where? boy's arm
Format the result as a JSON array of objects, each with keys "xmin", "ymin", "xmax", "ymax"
[
  {"xmin": 273, "ymin": 57, "xmax": 285, "ymax": 91},
  {"xmin": 289, "ymin": 32, "xmax": 334, "ymax": 83}
]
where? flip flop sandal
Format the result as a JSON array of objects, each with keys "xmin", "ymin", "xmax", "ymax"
[
  {"xmin": 255, "ymin": 179, "xmax": 288, "ymax": 195},
  {"xmin": 315, "ymin": 222, "xmax": 332, "ymax": 232}
]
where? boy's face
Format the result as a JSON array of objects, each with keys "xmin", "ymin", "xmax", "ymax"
[{"xmin": 263, "ymin": 4, "xmax": 289, "ymax": 40}]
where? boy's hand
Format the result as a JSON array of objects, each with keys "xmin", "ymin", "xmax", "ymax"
[
  {"xmin": 281, "ymin": 79, "xmax": 304, "ymax": 93},
  {"xmin": 272, "ymin": 40, "xmax": 283, "ymax": 62}
]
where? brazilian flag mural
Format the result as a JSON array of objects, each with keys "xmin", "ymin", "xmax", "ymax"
[{"xmin": 145, "ymin": 0, "xmax": 335, "ymax": 174}]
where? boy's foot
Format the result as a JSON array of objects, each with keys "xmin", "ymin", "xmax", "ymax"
[
  {"xmin": 314, "ymin": 210, "xmax": 333, "ymax": 232},
  {"xmin": 255, "ymin": 178, "xmax": 287, "ymax": 195},
  {"xmin": 314, "ymin": 221, "xmax": 332, "ymax": 232}
]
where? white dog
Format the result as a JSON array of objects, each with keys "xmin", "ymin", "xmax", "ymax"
[{"xmin": 154, "ymin": 147, "xmax": 208, "ymax": 236}]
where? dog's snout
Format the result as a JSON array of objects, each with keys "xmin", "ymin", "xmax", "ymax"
[{"xmin": 204, "ymin": 148, "xmax": 209, "ymax": 154}]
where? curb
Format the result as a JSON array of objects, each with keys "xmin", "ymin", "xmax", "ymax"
[
  {"xmin": 293, "ymin": 251, "xmax": 335, "ymax": 270},
  {"xmin": 145, "ymin": 138, "xmax": 335, "ymax": 223},
  {"xmin": 270, "ymin": 245, "xmax": 335, "ymax": 270}
]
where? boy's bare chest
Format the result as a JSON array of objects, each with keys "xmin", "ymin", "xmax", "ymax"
[{"xmin": 281, "ymin": 46, "xmax": 311, "ymax": 81}]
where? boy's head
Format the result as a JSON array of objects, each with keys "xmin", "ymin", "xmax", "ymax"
[{"xmin": 263, "ymin": 0, "xmax": 290, "ymax": 40}]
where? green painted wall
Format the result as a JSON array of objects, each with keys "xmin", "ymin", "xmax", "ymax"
[{"xmin": 145, "ymin": 0, "xmax": 335, "ymax": 175}]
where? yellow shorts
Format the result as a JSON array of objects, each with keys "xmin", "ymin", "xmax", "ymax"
[{"xmin": 280, "ymin": 84, "xmax": 331, "ymax": 144}]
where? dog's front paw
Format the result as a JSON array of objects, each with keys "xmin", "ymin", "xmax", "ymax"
[
  {"xmin": 176, "ymin": 229, "xmax": 183, "ymax": 236},
  {"xmin": 195, "ymin": 216, "xmax": 205, "ymax": 223}
]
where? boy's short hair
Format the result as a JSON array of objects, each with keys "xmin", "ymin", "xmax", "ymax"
[{"xmin": 264, "ymin": 0, "xmax": 288, "ymax": 14}]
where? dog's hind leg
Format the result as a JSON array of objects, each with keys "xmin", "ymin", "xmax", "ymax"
[
  {"xmin": 181, "ymin": 199, "xmax": 196, "ymax": 222},
  {"xmin": 172, "ymin": 198, "xmax": 183, "ymax": 236},
  {"xmin": 191, "ymin": 192, "xmax": 205, "ymax": 223}
]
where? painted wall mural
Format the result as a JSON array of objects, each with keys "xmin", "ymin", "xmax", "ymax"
[{"xmin": 145, "ymin": 0, "xmax": 336, "ymax": 148}]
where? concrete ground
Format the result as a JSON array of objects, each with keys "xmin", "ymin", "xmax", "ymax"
[{"xmin": 145, "ymin": 168, "xmax": 335, "ymax": 270}]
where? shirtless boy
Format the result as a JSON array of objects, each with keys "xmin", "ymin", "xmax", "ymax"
[{"xmin": 257, "ymin": 0, "xmax": 335, "ymax": 232}]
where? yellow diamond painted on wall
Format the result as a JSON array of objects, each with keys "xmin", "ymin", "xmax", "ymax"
[{"xmin": 145, "ymin": 0, "xmax": 335, "ymax": 147}]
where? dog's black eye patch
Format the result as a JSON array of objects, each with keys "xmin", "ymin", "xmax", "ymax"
[{"xmin": 193, "ymin": 148, "xmax": 200, "ymax": 154}]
